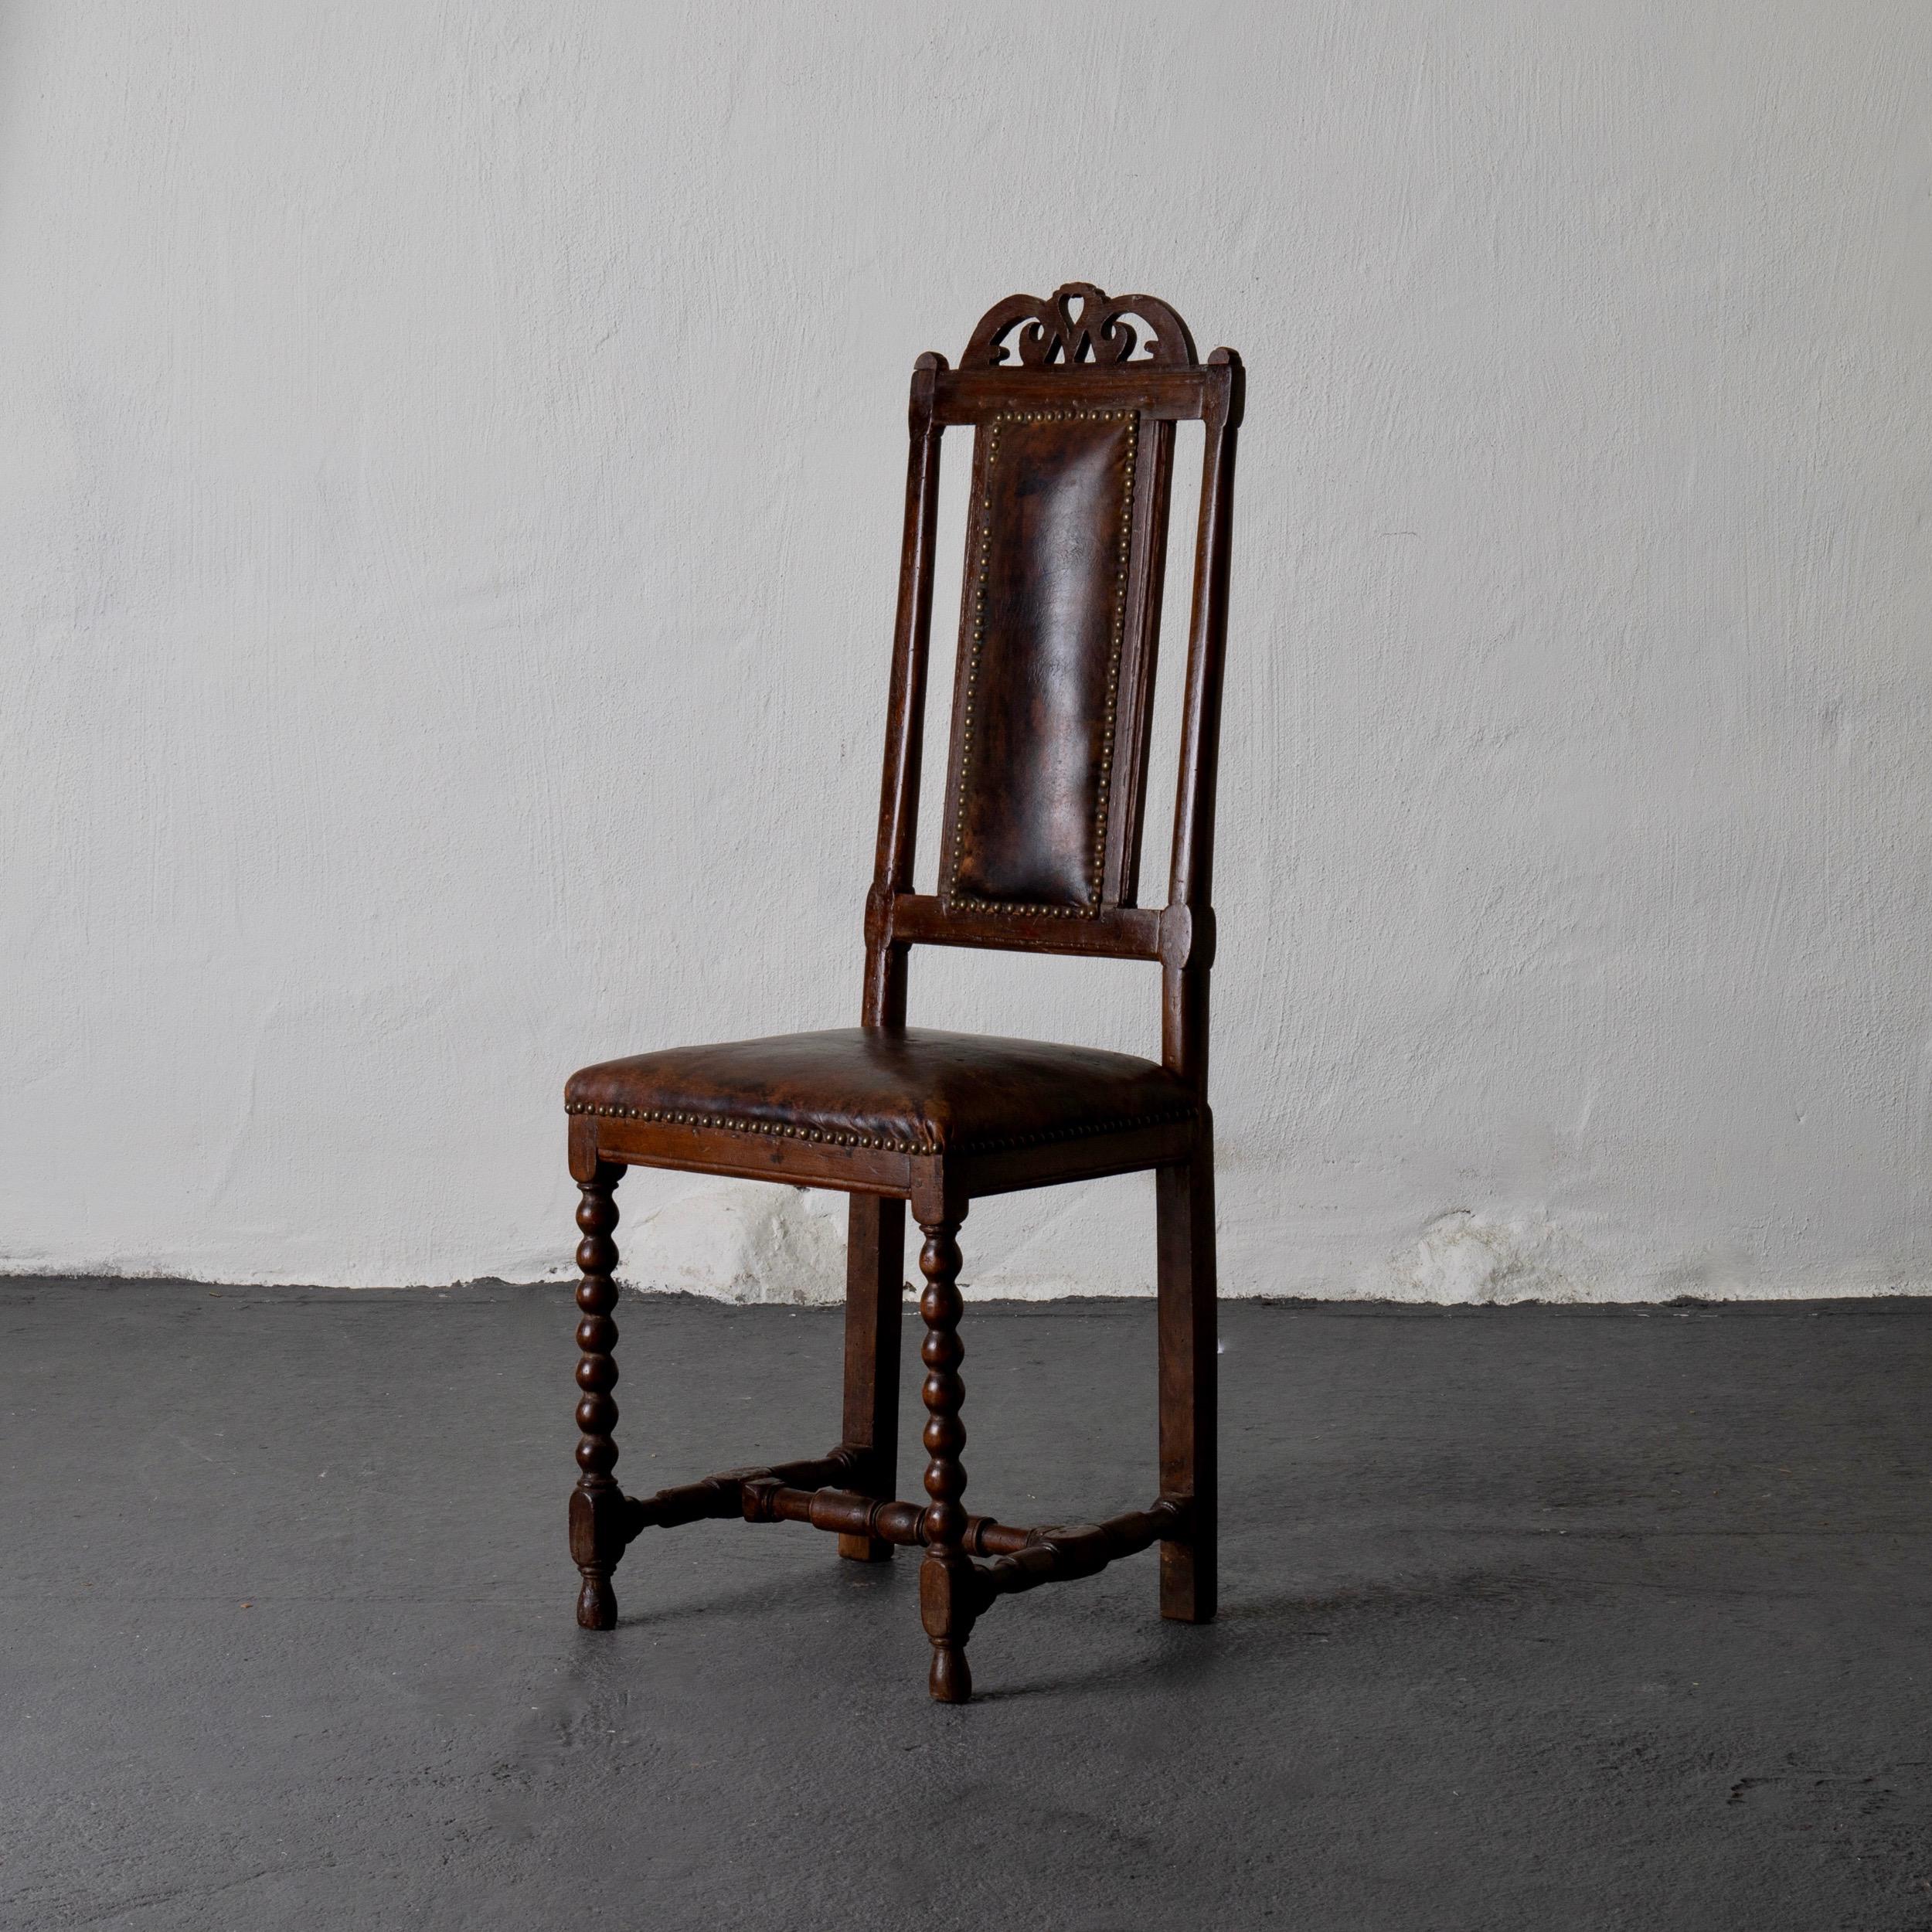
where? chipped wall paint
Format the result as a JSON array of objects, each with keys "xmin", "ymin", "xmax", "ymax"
[{"xmin": 5, "ymin": 3, "xmax": 1931, "ymax": 1304}]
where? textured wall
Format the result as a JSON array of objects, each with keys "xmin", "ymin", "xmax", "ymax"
[{"xmin": 5, "ymin": 3, "xmax": 1930, "ymax": 1301}]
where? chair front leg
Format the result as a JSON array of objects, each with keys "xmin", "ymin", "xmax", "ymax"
[
  {"xmin": 916, "ymin": 1211, "xmax": 975, "ymax": 1702},
  {"xmin": 569, "ymin": 1161, "xmax": 626, "ymax": 1629}
]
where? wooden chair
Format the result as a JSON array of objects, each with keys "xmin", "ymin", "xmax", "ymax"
[{"xmin": 564, "ymin": 284, "xmax": 1243, "ymax": 1702}]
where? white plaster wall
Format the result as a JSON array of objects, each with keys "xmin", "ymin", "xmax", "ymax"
[{"xmin": 5, "ymin": 2, "xmax": 1930, "ymax": 1303}]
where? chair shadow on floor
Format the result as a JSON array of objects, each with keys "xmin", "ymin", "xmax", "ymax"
[{"xmin": 581, "ymin": 1519, "xmax": 1580, "ymax": 1705}]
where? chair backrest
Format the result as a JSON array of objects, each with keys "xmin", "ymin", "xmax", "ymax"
[{"xmin": 863, "ymin": 284, "xmax": 1243, "ymax": 1094}]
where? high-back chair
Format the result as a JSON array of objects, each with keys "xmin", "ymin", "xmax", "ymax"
[{"xmin": 564, "ymin": 284, "xmax": 1243, "ymax": 1702}]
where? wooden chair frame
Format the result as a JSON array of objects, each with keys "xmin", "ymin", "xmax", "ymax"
[{"xmin": 566, "ymin": 284, "xmax": 1243, "ymax": 1701}]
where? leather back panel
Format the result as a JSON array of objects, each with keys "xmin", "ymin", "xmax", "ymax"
[{"xmin": 940, "ymin": 410, "xmax": 1138, "ymax": 913}]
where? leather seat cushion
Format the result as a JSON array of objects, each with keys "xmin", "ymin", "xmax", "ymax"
[{"xmin": 565, "ymin": 1027, "xmax": 1196, "ymax": 1157}]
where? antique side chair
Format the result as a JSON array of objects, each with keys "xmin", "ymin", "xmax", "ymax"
[{"xmin": 563, "ymin": 284, "xmax": 1243, "ymax": 1702}]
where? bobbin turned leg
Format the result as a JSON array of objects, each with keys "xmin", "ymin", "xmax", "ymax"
[
  {"xmin": 569, "ymin": 1162, "xmax": 627, "ymax": 1630},
  {"xmin": 1156, "ymin": 1141, "xmax": 1217, "ymax": 1623},
  {"xmin": 916, "ymin": 1212, "xmax": 975, "ymax": 1702}
]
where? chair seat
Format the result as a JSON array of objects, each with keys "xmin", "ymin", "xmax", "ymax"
[{"xmin": 565, "ymin": 1026, "xmax": 1197, "ymax": 1158}]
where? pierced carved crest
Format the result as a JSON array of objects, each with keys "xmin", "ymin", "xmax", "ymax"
[{"xmin": 964, "ymin": 282, "xmax": 1198, "ymax": 370}]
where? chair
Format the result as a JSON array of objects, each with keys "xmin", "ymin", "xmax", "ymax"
[{"xmin": 564, "ymin": 283, "xmax": 1243, "ymax": 1702}]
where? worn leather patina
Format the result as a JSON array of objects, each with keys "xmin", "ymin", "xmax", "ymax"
[
  {"xmin": 565, "ymin": 1026, "xmax": 1196, "ymax": 1155},
  {"xmin": 942, "ymin": 410, "xmax": 1138, "ymax": 913}
]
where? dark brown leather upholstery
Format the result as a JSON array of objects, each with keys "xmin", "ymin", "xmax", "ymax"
[
  {"xmin": 942, "ymin": 411, "xmax": 1138, "ymax": 913},
  {"xmin": 565, "ymin": 1027, "xmax": 1196, "ymax": 1156}
]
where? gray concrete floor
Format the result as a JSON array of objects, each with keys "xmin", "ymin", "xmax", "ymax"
[{"xmin": 4, "ymin": 1283, "xmax": 1931, "ymax": 1930}]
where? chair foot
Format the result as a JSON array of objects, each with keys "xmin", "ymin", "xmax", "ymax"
[
  {"xmin": 928, "ymin": 1638, "xmax": 972, "ymax": 1703},
  {"xmin": 837, "ymin": 1533, "xmax": 896, "ymax": 1563},
  {"xmin": 577, "ymin": 1570, "xmax": 617, "ymax": 1629},
  {"xmin": 920, "ymin": 1548, "xmax": 979, "ymax": 1701},
  {"xmin": 1160, "ymin": 1538, "xmax": 1215, "ymax": 1624}
]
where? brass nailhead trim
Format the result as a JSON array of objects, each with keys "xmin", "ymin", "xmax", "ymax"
[
  {"xmin": 944, "ymin": 408, "xmax": 1139, "ymax": 923},
  {"xmin": 563, "ymin": 1097, "xmax": 1198, "ymax": 1159},
  {"xmin": 564, "ymin": 1101, "xmax": 932, "ymax": 1152}
]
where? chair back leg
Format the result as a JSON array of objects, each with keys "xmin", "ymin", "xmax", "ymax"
[
  {"xmin": 838, "ymin": 1195, "xmax": 906, "ymax": 1560},
  {"xmin": 1157, "ymin": 1141, "xmax": 1217, "ymax": 1623}
]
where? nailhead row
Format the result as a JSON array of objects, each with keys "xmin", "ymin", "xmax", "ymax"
[
  {"xmin": 566, "ymin": 1100, "xmax": 931, "ymax": 1152},
  {"xmin": 564, "ymin": 1098, "xmax": 1199, "ymax": 1159},
  {"xmin": 944, "ymin": 408, "xmax": 1138, "ymax": 923}
]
